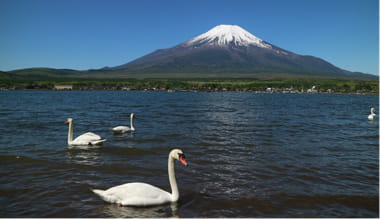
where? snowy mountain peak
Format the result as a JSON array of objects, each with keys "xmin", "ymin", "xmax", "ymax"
[{"xmin": 185, "ymin": 24, "xmax": 272, "ymax": 48}]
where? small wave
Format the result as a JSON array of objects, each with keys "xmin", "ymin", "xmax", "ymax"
[
  {"xmin": 276, "ymin": 194, "xmax": 379, "ymax": 217},
  {"xmin": 133, "ymin": 138, "xmax": 166, "ymax": 143}
]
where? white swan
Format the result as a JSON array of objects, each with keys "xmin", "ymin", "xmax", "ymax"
[
  {"xmin": 92, "ymin": 149, "xmax": 188, "ymax": 206},
  {"xmin": 112, "ymin": 113, "xmax": 135, "ymax": 134},
  {"xmin": 368, "ymin": 107, "xmax": 376, "ymax": 120},
  {"xmin": 65, "ymin": 118, "xmax": 106, "ymax": 146}
]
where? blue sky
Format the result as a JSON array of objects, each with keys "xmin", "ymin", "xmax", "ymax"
[{"xmin": 0, "ymin": 0, "xmax": 378, "ymax": 75}]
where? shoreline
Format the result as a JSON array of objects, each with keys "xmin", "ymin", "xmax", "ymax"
[
  {"xmin": 1, "ymin": 88, "xmax": 377, "ymax": 95},
  {"xmin": 1, "ymin": 77, "xmax": 378, "ymax": 95}
]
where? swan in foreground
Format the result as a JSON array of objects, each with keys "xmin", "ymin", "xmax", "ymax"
[
  {"xmin": 65, "ymin": 118, "xmax": 106, "ymax": 146},
  {"xmin": 92, "ymin": 149, "xmax": 188, "ymax": 206},
  {"xmin": 368, "ymin": 107, "xmax": 376, "ymax": 120},
  {"xmin": 112, "ymin": 113, "xmax": 135, "ymax": 134}
]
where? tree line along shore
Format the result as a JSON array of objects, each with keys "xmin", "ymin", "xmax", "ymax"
[{"xmin": 0, "ymin": 78, "xmax": 378, "ymax": 94}]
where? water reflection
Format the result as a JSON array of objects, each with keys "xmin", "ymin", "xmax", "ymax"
[
  {"xmin": 66, "ymin": 145, "xmax": 103, "ymax": 166},
  {"xmin": 102, "ymin": 202, "xmax": 178, "ymax": 218},
  {"xmin": 112, "ymin": 131, "xmax": 136, "ymax": 138}
]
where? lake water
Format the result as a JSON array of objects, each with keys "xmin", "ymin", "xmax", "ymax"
[{"xmin": 0, "ymin": 90, "xmax": 378, "ymax": 217}]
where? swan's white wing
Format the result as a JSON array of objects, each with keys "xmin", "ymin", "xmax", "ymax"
[
  {"xmin": 112, "ymin": 126, "xmax": 130, "ymax": 133},
  {"xmin": 93, "ymin": 182, "xmax": 171, "ymax": 206},
  {"xmin": 72, "ymin": 132, "xmax": 105, "ymax": 145}
]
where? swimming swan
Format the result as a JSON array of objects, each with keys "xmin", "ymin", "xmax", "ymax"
[
  {"xmin": 65, "ymin": 118, "xmax": 106, "ymax": 146},
  {"xmin": 368, "ymin": 107, "xmax": 376, "ymax": 120},
  {"xmin": 112, "ymin": 113, "xmax": 135, "ymax": 134},
  {"xmin": 92, "ymin": 149, "xmax": 188, "ymax": 206}
]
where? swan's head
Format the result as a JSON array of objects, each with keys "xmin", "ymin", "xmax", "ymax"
[
  {"xmin": 370, "ymin": 108, "xmax": 376, "ymax": 114},
  {"xmin": 65, "ymin": 118, "xmax": 73, "ymax": 124},
  {"xmin": 131, "ymin": 113, "xmax": 135, "ymax": 118},
  {"xmin": 170, "ymin": 149, "xmax": 188, "ymax": 166}
]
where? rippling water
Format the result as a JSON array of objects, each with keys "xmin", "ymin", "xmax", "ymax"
[{"xmin": 0, "ymin": 91, "xmax": 378, "ymax": 217}]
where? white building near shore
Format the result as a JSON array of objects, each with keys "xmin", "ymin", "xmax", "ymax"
[{"xmin": 54, "ymin": 85, "xmax": 73, "ymax": 90}]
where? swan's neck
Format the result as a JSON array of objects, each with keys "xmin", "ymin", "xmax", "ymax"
[
  {"xmin": 67, "ymin": 121, "xmax": 73, "ymax": 145},
  {"xmin": 130, "ymin": 115, "xmax": 135, "ymax": 131},
  {"xmin": 168, "ymin": 155, "xmax": 179, "ymax": 202},
  {"xmin": 371, "ymin": 109, "xmax": 376, "ymax": 115}
]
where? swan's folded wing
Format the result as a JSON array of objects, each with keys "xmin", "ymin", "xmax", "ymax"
[
  {"xmin": 72, "ymin": 132, "xmax": 103, "ymax": 145},
  {"xmin": 81, "ymin": 132, "xmax": 102, "ymax": 139},
  {"xmin": 101, "ymin": 182, "xmax": 171, "ymax": 206},
  {"xmin": 90, "ymin": 139, "xmax": 107, "ymax": 145},
  {"xmin": 112, "ymin": 126, "xmax": 130, "ymax": 133}
]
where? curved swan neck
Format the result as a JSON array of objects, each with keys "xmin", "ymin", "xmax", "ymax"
[
  {"xmin": 67, "ymin": 120, "xmax": 73, "ymax": 145},
  {"xmin": 130, "ymin": 114, "xmax": 135, "ymax": 131},
  {"xmin": 168, "ymin": 154, "xmax": 179, "ymax": 202}
]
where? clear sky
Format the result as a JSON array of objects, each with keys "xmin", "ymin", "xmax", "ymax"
[{"xmin": 0, "ymin": 0, "xmax": 378, "ymax": 75}]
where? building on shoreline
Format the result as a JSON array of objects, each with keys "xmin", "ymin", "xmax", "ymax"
[{"xmin": 54, "ymin": 85, "xmax": 73, "ymax": 90}]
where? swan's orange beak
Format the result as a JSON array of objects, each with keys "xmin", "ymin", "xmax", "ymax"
[{"xmin": 179, "ymin": 156, "xmax": 188, "ymax": 166}]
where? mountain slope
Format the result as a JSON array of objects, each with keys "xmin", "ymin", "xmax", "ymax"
[
  {"xmin": 3, "ymin": 25, "xmax": 376, "ymax": 80},
  {"xmin": 113, "ymin": 25, "xmax": 368, "ymax": 78}
]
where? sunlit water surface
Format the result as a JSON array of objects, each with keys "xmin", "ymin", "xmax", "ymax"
[{"xmin": 0, "ymin": 91, "xmax": 378, "ymax": 217}]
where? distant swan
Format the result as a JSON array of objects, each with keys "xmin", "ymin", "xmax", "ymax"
[
  {"xmin": 92, "ymin": 149, "xmax": 188, "ymax": 206},
  {"xmin": 112, "ymin": 113, "xmax": 135, "ymax": 134},
  {"xmin": 65, "ymin": 118, "xmax": 106, "ymax": 146},
  {"xmin": 368, "ymin": 107, "xmax": 376, "ymax": 121}
]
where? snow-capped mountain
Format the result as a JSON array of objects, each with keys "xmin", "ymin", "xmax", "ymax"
[
  {"xmin": 112, "ymin": 24, "xmax": 365, "ymax": 78},
  {"xmin": 184, "ymin": 24, "xmax": 272, "ymax": 48}
]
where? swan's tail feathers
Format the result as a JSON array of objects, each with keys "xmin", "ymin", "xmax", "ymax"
[
  {"xmin": 92, "ymin": 189, "xmax": 109, "ymax": 201},
  {"xmin": 92, "ymin": 189, "xmax": 117, "ymax": 204},
  {"xmin": 90, "ymin": 139, "xmax": 107, "ymax": 145},
  {"xmin": 92, "ymin": 189, "xmax": 105, "ymax": 197}
]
